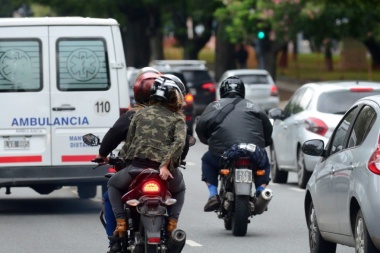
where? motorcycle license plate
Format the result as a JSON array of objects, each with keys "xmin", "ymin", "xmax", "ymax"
[{"xmin": 235, "ymin": 169, "xmax": 252, "ymax": 183}]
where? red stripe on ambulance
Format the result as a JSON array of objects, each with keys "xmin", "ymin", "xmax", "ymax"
[
  {"xmin": 0, "ymin": 156, "xmax": 42, "ymax": 163},
  {"xmin": 62, "ymin": 155, "xmax": 96, "ymax": 162}
]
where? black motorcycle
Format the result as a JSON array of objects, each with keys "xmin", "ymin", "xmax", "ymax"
[
  {"xmin": 216, "ymin": 143, "xmax": 273, "ymax": 236},
  {"xmin": 82, "ymin": 133, "xmax": 187, "ymax": 253}
]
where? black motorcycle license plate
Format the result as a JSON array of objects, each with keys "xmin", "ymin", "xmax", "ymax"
[{"xmin": 235, "ymin": 169, "xmax": 252, "ymax": 183}]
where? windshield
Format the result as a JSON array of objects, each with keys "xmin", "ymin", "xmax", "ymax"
[
  {"xmin": 317, "ymin": 90, "xmax": 380, "ymax": 114},
  {"xmin": 237, "ymin": 74, "xmax": 270, "ymax": 85}
]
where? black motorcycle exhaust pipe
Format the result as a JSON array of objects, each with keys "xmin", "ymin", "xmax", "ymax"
[
  {"xmin": 167, "ymin": 228, "xmax": 186, "ymax": 253},
  {"xmin": 252, "ymin": 188, "xmax": 273, "ymax": 215}
]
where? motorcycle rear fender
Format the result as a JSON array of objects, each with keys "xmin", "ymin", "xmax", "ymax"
[{"xmin": 141, "ymin": 214, "xmax": 165, "ymax": 240}]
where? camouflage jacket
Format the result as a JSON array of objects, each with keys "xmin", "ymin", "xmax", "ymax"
[{"xmin": 122, "ymin": 104, "xmax": 186, "ymax": 172}]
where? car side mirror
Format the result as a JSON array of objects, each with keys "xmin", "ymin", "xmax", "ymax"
[
  {"xmin": 302, "ymin": 139, "xmax": 325, "ymax": 157},
  {"xmin": 268, "ymin": 108, "xmax": 284, "ymax": 120},
  {"xmin": 82, "ymin": 133, "xmax": 101, "ymax": 146}
]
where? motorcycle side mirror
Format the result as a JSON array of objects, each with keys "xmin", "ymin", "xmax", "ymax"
[
  {"xmin": 188, "ymin": 135, "xmax": 196, "ymax": 146},
  {"xmin": 82, "ymin": 133, "xmax": 101, "ymax": 146}
]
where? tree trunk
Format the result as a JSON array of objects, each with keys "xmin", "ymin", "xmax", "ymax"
[
  {"xmin": 123, "ymin": 21, "xmax": 151, "ymax": 68},
  {"xmin": 278, "ymin": 43, "xmax": 288, "ymax": 68},
  {"xmin": 363, "ymin": 38, "xmax": 380, "ymax": 70},
  {"xmin": 214, "ymin": 22, "xmax": 235, "ymax": 81}
]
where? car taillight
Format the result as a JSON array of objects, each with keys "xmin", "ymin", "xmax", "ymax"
[
  {"xmin": 305, "ymin": 117, "xmax": 328, "ymax": 136},
  {"xmin": 142, "ymin": 180, "xmax": 161, "ymax": 194},
  {"xmin": 201, "ymin": 82, "xmax": 216, "ymax": 93},
  {"xmin": 235, "ymin": 157, "xmax": 251, "ymax": 167},
  {"xmin": 350, "ymin": 87, "xmax": 373, "ymax": 92},
  {"xmin": 368, "ymin": 136, "xmax": 380, "ymax": 175},
  {"xmin": 270, "ymin": 85, "xmax": 278, "ymax": 96},
  {"xmin": 120, "ymin": 108, "xmax": 129, "ymax": 116},
  {"xmin": 185, "ymin": 93, "xmax": 194, "ymax": 104},
  {"xmin": 108, "ymin": 167, "xmax": 117, "ymax": 173},
  {"xmin": 185, "ymin": 115, "xmax": 193, "ymax": 122}
]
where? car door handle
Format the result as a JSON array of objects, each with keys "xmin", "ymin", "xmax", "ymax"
[
  {"xmin": 294, "ymin": 121, "xmax": 299, "ymax": 125},
  {"xmin": 52, "ymin": 106, "xmax": 76, "ymax": 111}
]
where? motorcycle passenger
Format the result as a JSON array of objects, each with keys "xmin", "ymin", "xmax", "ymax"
[
  {"xmin": 96, "ymin": 67, "xmax": 161, "ymax": 253},
  {"xmin": 195, "ymin": 76, "xmax": 273, "ymax": 212},
  {"xmin": 107, "ymin": 74, "xmax": 187, "ymax": 240}
]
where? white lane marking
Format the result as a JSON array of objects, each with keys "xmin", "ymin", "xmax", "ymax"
[
  {"xmin": 186, "ymin": 161, "xmax": 196, "ymax": 166},
  {"xmin": 186, "ymin": 240, "xmax": 202, "ymax": 247},
  {"xmin": 290, "ymin": 188, "xmax": 305, "ymax": 192}
]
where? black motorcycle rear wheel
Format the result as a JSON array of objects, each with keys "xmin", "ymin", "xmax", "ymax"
[{"xmin": 232, "ymin": 195, "xmax": 249, "ymax": 236}]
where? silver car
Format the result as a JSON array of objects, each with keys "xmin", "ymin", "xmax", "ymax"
[
  {"xmin": 269, "ymin": 81, "xmax": 380, "ymax": 189},
  {"xmin": 302, "ymin": 94, "xmax": 380, "ymax": 252},
  {"xmin": 217, "ymin": 69, "xmax": 279, "ymax": 111}
]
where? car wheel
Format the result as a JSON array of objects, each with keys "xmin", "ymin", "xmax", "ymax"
[
  {"xmin": 297, "ymin": 148, "xmax": 312, "ymax": 189},
  {"xmin": 355, "ymin": 209, "xmax": 380, "ymax": 253},
  {"xmin": 307, "ymin": 202, "xmax": 337, "ymax": 253},
  {"xmin": 270, "ymin": 144, "xmax": 288, "ymax": 184}
]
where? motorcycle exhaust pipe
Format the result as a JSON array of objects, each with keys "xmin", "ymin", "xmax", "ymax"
[
  {"xmin": 252, "ymin": 188, "xmax": 273, "ymax": 215},
  {"xmin": 167, "ymin": 228, "xmax": 186, "ymax": 253}
]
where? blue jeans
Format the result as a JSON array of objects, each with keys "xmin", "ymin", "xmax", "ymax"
[
  {"xmin": 103, "ymin": 191, "xmax": 116, "ymax": 237},
  {"xmin": 201, "ymin": 149, "xmax": 271, "ymax": 188}
]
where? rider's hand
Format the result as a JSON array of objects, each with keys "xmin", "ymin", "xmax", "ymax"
[
  {"xmin": 159, "ymin": 165, "xmax": 173, "ymax": 180},
  {"xmin": 95, "ymin": 155, "xmax": 109, "ymax": 164}
]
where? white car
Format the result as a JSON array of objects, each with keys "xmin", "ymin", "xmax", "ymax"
[
  {"xmin": 268, "ymin": 81, "xmax": 380, "ymax": 189},
  {"xmin": 217, "ymin": 69, "xmax": 279, "ymax": 111}
]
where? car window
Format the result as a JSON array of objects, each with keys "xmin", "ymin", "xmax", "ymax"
[
  {"xmin": 330, "ymin": 106, "xmax": 359, "ymax": 155},
  {"xmin": 295, "ymin": 88, "xmax": 313, "ymax": 113},
  {"xmin": 283, "ymin": 88, "xmax": 305, "ymax": 118},
  {"xmin": 317, "ymin": 90, "xmax": 380, "ymax": 114},
  {"xmin": 236, "ymin": 74, "xmax": 269, "ymax": 84},
  {"xmin": 181, "ymin": 70, "xmax": 213, "ymax": 87},
  {"xmin": 347, "ymin": 105, "xmax": 376, "ymax": 148}
]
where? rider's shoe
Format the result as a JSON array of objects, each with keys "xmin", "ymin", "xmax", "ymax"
[
  {"xmin": 204, "ymin": 195, "xmax": 221, "ymax": 212},
  {"xmin": 107, "ymin": 242, "xmax": 121, "ymax": 253},
  {"xmin": 167, "ymin": 218, "xmax": 178, "ymax": 235},
  {"xmin": 113, "ymin": 219, "xmax": 127, "ymax": 238}
]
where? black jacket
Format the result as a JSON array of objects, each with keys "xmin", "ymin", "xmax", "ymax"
[{"xmin": 195, "ymin": 97, "xmax": 273, "ymax": 156}]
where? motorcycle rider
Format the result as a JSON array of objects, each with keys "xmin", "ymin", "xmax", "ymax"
[
  {"xmin": 195, "ymin": 76, "xmax": 273, "ymax": 212},
  {"xmin": 96, "ymin": 68, "xmax": 190, "ymax": 253},
  {"xmin": 107, "ymin": 74, "xmax": 188, "ymax": 240}
]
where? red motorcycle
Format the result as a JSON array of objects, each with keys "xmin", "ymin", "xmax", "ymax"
[{"xmin": 83, "ymin": 133, "xmax": 186, "ymax": 253}]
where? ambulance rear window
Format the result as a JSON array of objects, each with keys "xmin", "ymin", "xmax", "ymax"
[
  {"xmin": 0, "ymin": 39, "xmax": 42, "ymax": 92},
  {"xmin": 57, "ymin": 38, "xmax": 110, "ymax": 91}
]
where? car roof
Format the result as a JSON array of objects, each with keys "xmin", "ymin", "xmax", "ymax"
[
  {"xmin": 0, "ymin": 17, "xmax": 119, "ymax": 26},
  {"xmin": 221, "ymin": 69, "xmax": 270, "ymax": 76},
  {"xmin": 301, "ymin": 80, "xmax": 380, "ymax": 92},
  {"xmin": 150, "ymin": 60, "xmax": 207, "ymax": 70}
]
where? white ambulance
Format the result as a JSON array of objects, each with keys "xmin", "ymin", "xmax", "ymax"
[{"xmin": 0, "ymin": 17, "xmax": 130, "ymax": 198}]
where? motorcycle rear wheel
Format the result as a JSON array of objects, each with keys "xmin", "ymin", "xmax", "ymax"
[{"xmin": 232, "ymin": 195, "xmax": 249, "ymax": 236}]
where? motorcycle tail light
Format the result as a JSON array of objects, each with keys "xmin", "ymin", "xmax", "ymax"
[
  {"xmin": 148, "ymin": 237, "xmax": 160, "ymax": 244},
  {"xmin": 235, "ymin": 158, "xmax": 251, "ymax": 167},
  {"xmin": 201, "ymin": 82, "xmax": 216, "ymax": 93},
  {"xmin": 368, "ymin": 136, "xmax": 380, "ymax": 175},
  {"xmin": 142, "ymin": 180, "xmax": 161, "ymax": 194},
  {"xmin": 305, "ymin": 117, "xmax": 328, "ymax": 136}
]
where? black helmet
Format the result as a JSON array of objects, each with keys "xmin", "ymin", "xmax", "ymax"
[
  {"xmin": 150, "ymin": 74, "xmax": 186, "ymax": 102},
  {"xmin": 219, "ymin": 76, "xmax": 245, "ymax": 98}
]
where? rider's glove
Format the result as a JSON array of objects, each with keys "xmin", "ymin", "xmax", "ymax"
[{"xmin": 255, "ymin": 186, "xmax": 265, "ymax": 197}]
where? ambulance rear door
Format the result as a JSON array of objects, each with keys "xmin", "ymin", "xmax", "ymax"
[
  {"xmin": 49, "ymin": 25, "xmax": 121, "ymax": 165},
  {"xmin": 0, "ymin": 26, "xmax": 51, "ymax": 166}
]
